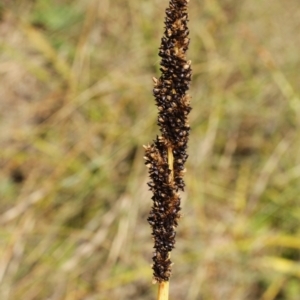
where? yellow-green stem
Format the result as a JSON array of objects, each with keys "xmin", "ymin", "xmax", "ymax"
[
  {"xmin": 157, "ymin": 281, "xmax": 169, "ymax": 300},
  {"xmin": 168, "ymin": 147, "xmax": 174, "ymax": 181}
]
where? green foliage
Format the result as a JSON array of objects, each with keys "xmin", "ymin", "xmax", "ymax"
[{"xmin": 31, "ymin": 0, "xmax": 81, "ymax": 31}]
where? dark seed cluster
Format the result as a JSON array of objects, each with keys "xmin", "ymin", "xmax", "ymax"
[{"xmin": 144, "ymin": 0, "xmax": 191, "ymax": 283}]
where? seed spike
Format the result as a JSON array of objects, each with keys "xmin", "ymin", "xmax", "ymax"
[{"xmin": 145, "ymin": 0, "xmax": 191, "ymax": 299}]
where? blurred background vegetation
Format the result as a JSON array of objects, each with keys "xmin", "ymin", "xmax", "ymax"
[{"xmin": 1, "ymin": 0, "xmax": 300, "ymax": 299}]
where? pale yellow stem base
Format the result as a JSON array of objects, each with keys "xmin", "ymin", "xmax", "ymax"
[
  {"xmin": 157, "ymin": 281, "xmax": 169, "ymax": 300},
  {"xmin": 167, "ymin": 147, "xmax": 174, "ymax": 179}
]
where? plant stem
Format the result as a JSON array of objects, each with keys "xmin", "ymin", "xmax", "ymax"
[
  {"xmin": 168, "ymin": 147, "xmax": 174, "ymax": 180},
  {"xmin": 157, "ymin": 281, "xmax": 169, "ymax": 300}
]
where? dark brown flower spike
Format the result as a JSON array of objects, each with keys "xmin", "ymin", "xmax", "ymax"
[{"xmin": 144, "ymin": 0, "xmax": 192, "ymax": 290}]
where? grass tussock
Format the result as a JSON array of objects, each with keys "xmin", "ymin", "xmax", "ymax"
[{"xmin": 1, "ymin": 0, "xmax": 300, "ymax": 299}]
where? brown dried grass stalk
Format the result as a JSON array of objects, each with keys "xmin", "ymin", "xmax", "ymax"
[{"xmin": 144, "ymin": 0, "xmax": 192, "ymax": 299}]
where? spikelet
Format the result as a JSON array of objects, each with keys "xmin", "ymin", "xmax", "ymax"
[{"xmin": 144, "ymin": 0, "xmax": 192, "ymax": 283}]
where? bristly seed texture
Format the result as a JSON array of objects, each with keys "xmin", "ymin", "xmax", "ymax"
[{"xmin": 144, "ymin": 0, "xmax": 192, "ymax": 283}]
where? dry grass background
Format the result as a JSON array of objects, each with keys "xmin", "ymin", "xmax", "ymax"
[{"xmin": 1, "ymin": 0, "xmax": 300, "ymax": 299}]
